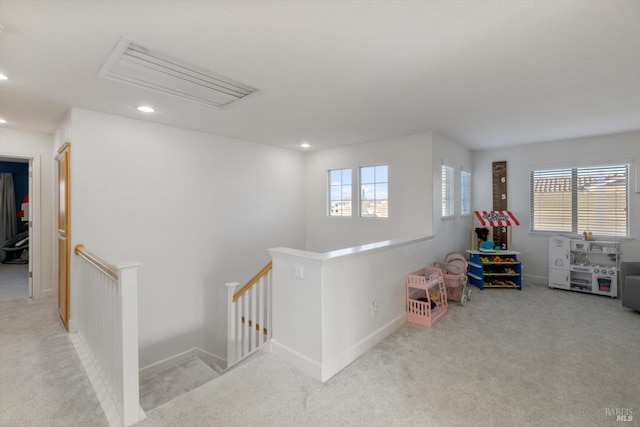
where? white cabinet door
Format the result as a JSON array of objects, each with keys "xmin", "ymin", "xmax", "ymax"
[
  {"xmin": 549, "ymin": 236, "xmax": 570, "ymax": 268},
  {"xmin": 549, "ymin": 268, "xmax": 569, "ymax": 289}
]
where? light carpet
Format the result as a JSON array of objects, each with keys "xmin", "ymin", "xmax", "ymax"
[
  {"xmin": 0, "ymin": 263, "xmax": 29, "ymax": 301},
  {"xmin": 139, "ymin": 284, "xmax": 640, "ymax": 427},
  {"xmin": 2, "ymin": 284, "xmax": 639, "ymax": 426},
  {"xmin": 0, "ymin": 298, "xmax": 108, "ymax": 427},
  {"xmin": 139, "ymin": 357, "xmax": 220, "ymax": 412}
]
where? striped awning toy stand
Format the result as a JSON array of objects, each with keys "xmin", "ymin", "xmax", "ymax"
[
  {"xmin": 471, "ymin": 211, "xmax": 520, "ymax": 250},
  {"xmin": 474, "ymin": 210, "xmax": 520, "ymax": 227}
]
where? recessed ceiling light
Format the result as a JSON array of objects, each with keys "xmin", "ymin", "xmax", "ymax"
[
  {"xmin": 136, "ymin": 105, "xmax": 155, "ymax": 113},
  {"xmin": 0, "ymin": 74, "xmax": 8, "ymax": 80},
  {"xmin": 300, "ymin": 142, "xmax": 311, "ymax": 148},
  {"xmin": 0, "ymin": 118, "xmax": 7, "ymax": 124}
]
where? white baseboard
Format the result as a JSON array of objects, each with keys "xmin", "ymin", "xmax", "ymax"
[
  {"xmin": 70, "ymin": 332, "xmax": 121, "ymax": 427},
  {"xmin": 139, "ymin": 347, "xmax": 226, "ymax": 379},
  {"xmin": 33, "ymin": 288, "xmax": 54, "ymax": 299},
  {"xmin": 271, "ymin": 313, "xmax": 406, "ymax": 383},
  {"xmin": 139, "ymin": 348, "xmax": 198, "ymax": 380},
  {"xmin": 271, "ymin": 340, "xmax": 323, "ymax": 381},
  {"xmin": 68, "ymin": 318, "xmax": 78, "ymax": 334},
  {"xmin": 193, "ymin": 348, "xmax": 226, "ymax": 374},
  {"xmin": 523, "ymin": 274, "xmax": 548, "ymax": 286},
  {"xmin": 321, "ymin": 313, "xmax": 406, "ymax": 382}
]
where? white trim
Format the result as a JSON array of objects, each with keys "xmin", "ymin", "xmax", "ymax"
[
  {"xmin": 271, "ymin": 314, "xmax": 407, "ymax": 383},
  {"xmin": 193, "ymin": 348, "xmax": 226, "ymax": 375},
  {"xmin": 0, "ymin": 153, "xmax": 42, "ymax": 299},
  {"xmin": 269, "ymin": 234, "xmax": 433, "ymax": 266},
  {"xmin": 139, "ymin": 347, "xmax": 226, "ymax": 380},
  {"xmin": 270, "ymin": 339, "xmax": 323, "ymax": 380},
  {"xmin": 522, "ymin": 273, "xmax": 548, "ymax": 286},
  {"xmin": 529, "ymin": 157, "xmax": 634, "ymax": 171},
  {"xmin": 139, "ymin": 348, "xmax": 198, "ymax": 380},
  {"xmin": 68, "ymin": 317, "xmax": 78, "ymax": 333},
  {"xmin": 441, "ymin": 163, "xmax": 455, "ymax": 217},
  {"xmin": 321, "ymin": 312, "xmax": 405, "ymax": 382},
  {"xmin": 70, "ymin": 332, "xmax": 128, "ymax": 427}
]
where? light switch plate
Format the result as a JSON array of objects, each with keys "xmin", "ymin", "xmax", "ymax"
[{"xmin": 293, "ymin": 263, "xmax": 304, "ymax": 279}]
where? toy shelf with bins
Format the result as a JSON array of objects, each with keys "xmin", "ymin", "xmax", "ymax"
[
  {"xmin": 406, "ymin": 267, "xmax": 448, "ymax": 327},
  {"xmin": 466, "ymin": 250, "xmax": 522, "ymax": 290}
]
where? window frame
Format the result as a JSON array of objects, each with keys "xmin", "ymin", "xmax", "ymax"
[
  {"xmin": 530, "ymin": 163, "xmax": 629, "ymax": 238},
  {"xmin": 441, "ymin": 164, "xmax": 455, "ymax": 218},
  {"xmin": 328, "ymin": 168, "xmax": 353, "ymax": 217},
  {"xmin": 359, "ymin": 164, "xmax": 389, "ymax": 219},
  {"xmin": 460, "ymin": 169, "xmax": 471, "ymax": 217}
]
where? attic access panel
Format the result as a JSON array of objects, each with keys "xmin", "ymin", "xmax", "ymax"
[{"xmin": 98, "ymin": 37, "xmax": 258, "ymax": 109}]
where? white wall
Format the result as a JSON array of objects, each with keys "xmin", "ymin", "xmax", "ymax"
[
  {"xmin": 0, "ymin": 128, "xmax": 55, "ymax": 299},
  {"xmin": 270, "ymin": 236, "xmax": 433, "ymax": 381},
  {"xmin": 49, "ymin": 109, "xmax": 475, "ymax": 369},
  {"xmin": 304, "ymin": 132, "xmax": 434, "ymax": 252},
  {"xmin": 431, "ymin": 132, "xmax": 474, "ymax": 260},
  {"xmin": 57, "ymin": 108, "xmax": 306, "ymax": 367},
  {"xmin": 472, "ymin": 130, "xmax": 640, "ymax": 284},
  {"xmin": 304, "ymin": 131, "xmax": 472, "ymax": 258},
  {"xmin": 268, "ymin": 130, "xmax": 473, "ymax": 381}
]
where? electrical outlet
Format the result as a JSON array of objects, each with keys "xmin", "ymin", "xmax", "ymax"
[
  {"xmin": 371, "ymin": 299, "xmax": 378, "ymax": 317},
  {"xmin": 293, "ymin": 263, "xmax": 304, "ymax": 279}
]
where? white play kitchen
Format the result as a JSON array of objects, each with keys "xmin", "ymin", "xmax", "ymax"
[{"xmin": 548, "ymin": 235, "xmax": 619, "ymax": 297}]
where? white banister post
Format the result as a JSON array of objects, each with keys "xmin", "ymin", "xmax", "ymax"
[
  {"xmin": 117, "ymin": 262, "xmax": 143, "ymax": 427},
  {"xmin": 250, "ymin": 285, "xmax": 257, "ymax": 350},
  {"xmin": 266, "ymin": 270, "xmax": 272, "ymax": 345},
  {"xmin": 226, "ymin": 282, "xmax": 240, "ymax": 368},
  {"xmin": 258, "ymin": 278, "xmax": 265, "ymax": 345}
]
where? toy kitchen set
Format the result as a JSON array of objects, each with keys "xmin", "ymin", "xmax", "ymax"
[{"xmin": 548, "ymin": 235, "xmax": 619, "ymax": 297}]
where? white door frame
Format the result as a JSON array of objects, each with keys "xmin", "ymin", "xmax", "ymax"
[{"xmin": 0, "ymin": 153, "xmax": 41, "ymax": 299}]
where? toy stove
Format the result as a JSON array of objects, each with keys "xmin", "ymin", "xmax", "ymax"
[{"xmin": 571, "ymin": 263, "xmax": 618, "ymax": 293}]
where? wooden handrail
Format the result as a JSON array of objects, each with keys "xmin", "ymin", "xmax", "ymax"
[
  {"xmin": 232, "ymin": 261, "xmax": 272, "ymax": 302},
  {"xmin": 74, "ymin": 244, "xmax": 119, "ymax": 283}
]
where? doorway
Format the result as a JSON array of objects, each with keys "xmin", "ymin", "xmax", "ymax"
[
  {"xmin": 0, "ymin": 156, "xmax": 32, "ymax": 300},
  {"xmin": 56, "ymin": 143, "xmax": 70, "ymax": 329}
]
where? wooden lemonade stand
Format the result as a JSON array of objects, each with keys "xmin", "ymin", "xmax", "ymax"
[{"xmin": 467, "ymin": 210, "xmax": 523, "ymax": 290}]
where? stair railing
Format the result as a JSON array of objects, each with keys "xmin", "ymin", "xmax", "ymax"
[
  {"xmin": 226, "ymin": 261, "xmax": 273, "ymax": 369},
  {"xmin": 73, "ymin": 244, "xmax": 144, "ymax": 427}
]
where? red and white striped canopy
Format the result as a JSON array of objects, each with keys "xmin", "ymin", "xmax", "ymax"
[{"xmin": 474, "ymin": 210, "xmax": 520, "ymax": 227}]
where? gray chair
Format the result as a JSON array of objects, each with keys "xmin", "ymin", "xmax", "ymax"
[
  {"xmin": 620, "ymin": 261, "xmax": 640, "ymax": 312},
  {"xmin": 1, "ymin": 231, "xmax": 29, "ymax": 264}
]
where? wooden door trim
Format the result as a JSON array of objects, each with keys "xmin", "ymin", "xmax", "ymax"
[{"xmin": 56, "ymin": 142, "xmax": 71, "ymax": 330}]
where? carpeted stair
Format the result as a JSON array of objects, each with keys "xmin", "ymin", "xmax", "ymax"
[{"xmin": 139, "ymin": 357, "xmax": 221, "ymax": 412}]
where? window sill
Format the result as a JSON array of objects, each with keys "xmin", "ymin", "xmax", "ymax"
[{"xmin": 527, "ymin": 231, "xmax": 633, "ymax": 242}]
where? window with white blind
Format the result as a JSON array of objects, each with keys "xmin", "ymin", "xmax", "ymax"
[
  {"xmin": 441, "ymin": 164, "xmax": 455, "ymax": 217},
  {"xmin": 530, "ymin": 164, "xmax": 629, "ymax": 237},
  {"xmin": 461, "ymin": 170, "xmax": 471, "ymax": 216}
]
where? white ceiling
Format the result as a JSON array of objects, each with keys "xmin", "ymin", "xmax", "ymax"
[{"xmin": 0, "ymin": 0, "xmax": 638, "ymax": 152}]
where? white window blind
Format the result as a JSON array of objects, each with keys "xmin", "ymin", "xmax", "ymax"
[
  {"xmin": 441, "ymin": 164, "xmax": 455, "ymax": 217},
  {"xmin": 461, "ymin": 170, "xmax": 471, "ymax": 216},
  {"xmin": 530, "ymin": 164, "xmax": 628, "ymax": 237}
]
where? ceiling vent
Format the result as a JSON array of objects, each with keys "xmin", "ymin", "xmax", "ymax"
[{"xmin": 99, "ymin": 37, "xmax": 258, "ymax": 109}]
